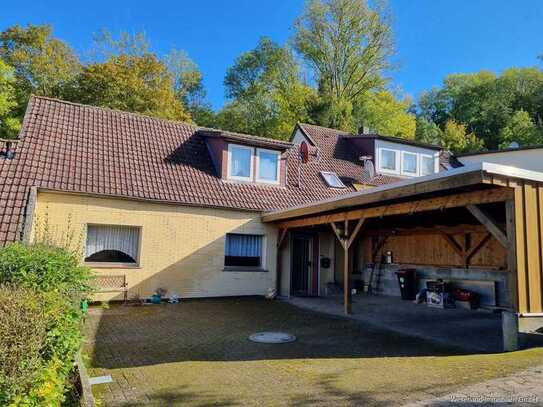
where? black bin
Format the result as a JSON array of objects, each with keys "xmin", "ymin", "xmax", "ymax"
[{"xmin": 395, "ymin": 269, "xmax": 417, "ymax": 300}]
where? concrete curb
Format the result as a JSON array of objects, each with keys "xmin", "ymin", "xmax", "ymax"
[{"xmin": 75, "ymin": 352, "xmax": 95, "ymax": 407}]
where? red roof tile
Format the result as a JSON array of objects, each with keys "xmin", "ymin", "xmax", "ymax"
[{"xmin": 0, "ymin": 97, "xmax": 402, "ymax": 245}]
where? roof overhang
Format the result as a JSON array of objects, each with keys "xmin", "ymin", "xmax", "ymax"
[
  {"xmin": 341, "ymin": 134, "xmax": 442, "ymax": 150},
  {"xmin": 262, "ymin": 163, "xmax": 543, "ymax": 223},
  {"xmin": 200, "ymin": 129, "xmax": 293, "ymax": 150}
]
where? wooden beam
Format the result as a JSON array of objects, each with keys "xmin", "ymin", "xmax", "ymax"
[
  {"xmin": 524, "ymin": 183, "xmax": 543, "ymax": 312},
  {"xmin": 277, "ymin": 228, "xmax": 288, "ymax": 249},
  {"xmin": 263, "ymin": 170, "xmax": 486, "ymax": 223},
  {"xmin": 440, "ymin": 233, "xmax": 464, "ymax": 259},
  {"xmin": 330, "ymin": 222, "xmax": 345, "ymax": 248},
  {"xmin": 505, "ymin": 199, "xmax": 518, "ymax": 311},
  {"xmin": 344, "ymin": 244, "xmax": 351, "ymax": 315},
  {"xmin": 276, "ymin": 188, "xmax": 513, "ymax": 229},
  {"xmin": 514, "ymin": 187, "xmax": 529, "ymax": 314},
  {"xmin": 466, "ymin": 233, "xmax": 492, "ymax": 262},
  {"xmin": 347, "ymin": 218, "xmax": 365, "ymax": 249},
  {"xmin": 362, "ymin": 224, "xmax": 488, "ymax": 237},
  {"xmin": 275, "ymin": 229, "xmax": 288, "ymax": 294},
  {"xmin": 466, "ymin": 204, "xmax": 508, "ymax": 248}
]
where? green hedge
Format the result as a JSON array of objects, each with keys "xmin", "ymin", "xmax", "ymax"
[{"xmin": 0, "ymin": 243, "xmax": 93, "ymax": 406}]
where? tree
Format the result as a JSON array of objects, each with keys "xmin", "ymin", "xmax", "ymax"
[
  {"xmin": 354, "ymin": 90, "xmax": 416, "ymax": 138},
  {"xmin": 218, "ymin": 37, "xmax": 315, "ymax": 139},
  {"xmin": 0, "ymin": 60, "xmax": 20, "ymax": 138},
  {"xmin": 66, "ymin": 53, "xmax": 191, "ymax": 122},
  {"xmin": 164, "ymin": 49, "xmax": 212, "ymax": 124},
  {"xmin": 499, "ymin": 110, "xmax": 542, "ymax": 148},
  {"xmin": 293, "ymin": 0, "xmax": 393, "ymax": 130},
  {"xmin": 414, "ymin": 116, "xmax": 442, "ymax": 145},
  {"xmin": 64, "ymin": 30, "xmax": 191, "ymax": 122},
  {"xmin": 0, "ymin": 24, "xmax": 81, "ymax": 132},
  {"xmin": 441, "ymin": 120, "xmax": 484, "ymax": 153},
  {"xmin": 0, "ymin": 24, "xmax": 81, "ymax": 103},
  {"xmin": 416, "ymin": 68, "xmax": 543, "ymax": 149}
]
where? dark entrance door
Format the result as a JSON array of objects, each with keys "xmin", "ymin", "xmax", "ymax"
[{"xmin": 291, "ymin": 234, "xmax": 319, "ymax": 296}]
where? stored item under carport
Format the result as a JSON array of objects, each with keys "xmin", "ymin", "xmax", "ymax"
[
  {"xmin": 395, "ymin": 269, "xmax": 417, "ymax": 300},
  {"xmin": 426, "ymin": 280, "xmax": 455, "ymax": 309}
]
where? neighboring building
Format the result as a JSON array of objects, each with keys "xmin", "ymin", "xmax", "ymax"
[
  {"xmin": 457, "ymin": 146, "xmax": 543, "ymax": 172},
  {"xmin": 0, "ymin": 96, "xmax": 440, "ymax": 300}
]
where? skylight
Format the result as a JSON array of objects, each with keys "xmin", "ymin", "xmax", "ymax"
[{"xmin": 320, "ymin": 171, "xmax": 346, "ymax": 188}]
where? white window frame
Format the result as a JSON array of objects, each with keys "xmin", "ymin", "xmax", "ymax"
[
  {"xmin": 420, "ymin": 154, "xmax": 435, "ymax": 176},
  {"xmin": 227, "ymin": 144, "xmax": 254, "ymax": 182},
  {"xmin": 401, "ymin": 151, "xmax": 418, "ymax": 176},
  {"xmin": 320, "ymin": 171, "xmax": 346, "ymax": 188},
  {"xmin": 256, "ymin": 148, "xmax": 281, "ymax": 184},
  {"xmin": 379, "ymin": 148, "xmax": 399, "ymax": 174}
]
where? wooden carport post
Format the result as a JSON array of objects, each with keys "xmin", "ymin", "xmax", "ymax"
[
  {"xmin": 276, "ymin": 228, "xmax": 288, "ymax": 295},
  {"xmin": 330, "ymin": 218, "xmax": 365, "ymax": 315},
  {"xmin": 466, "ymin": 200, "xmax": 519, "ymax": 350}
]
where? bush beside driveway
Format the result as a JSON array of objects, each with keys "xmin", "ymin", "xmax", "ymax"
[{"xmin": 83, "ymin": 297, "xmax": 543, "ymax": 406}]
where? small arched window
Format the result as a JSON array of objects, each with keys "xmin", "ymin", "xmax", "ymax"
[{"xmin": 85, "ymin": 225, "xmax": 140, "ymax": 265}]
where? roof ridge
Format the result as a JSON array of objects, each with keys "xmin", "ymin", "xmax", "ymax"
[
  {"xmin": 30, "ymin": 95, "xmax": 198, "ymax": 129},
  {"xmin": 298, "ymin": 122, "xmax": 352, "ymax": 135}
]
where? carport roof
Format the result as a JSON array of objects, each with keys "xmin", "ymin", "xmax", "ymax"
[{"xmin": 262, "ymin": 162, "xmax": 543, "ymax": 223}]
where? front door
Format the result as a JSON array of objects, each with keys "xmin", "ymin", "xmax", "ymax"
[{"xmin": 291, "ymin": 234, "xmax": 319, "ymax": 296}]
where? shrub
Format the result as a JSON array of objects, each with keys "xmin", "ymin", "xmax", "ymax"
[
  {"xmin": 0, "ymin": 242, "xmax": 92, "ymax": 300},
  {"xmin": 0, "ymin": 243, "xmax": 93, "ymax": 405},
  {"xmin": 0, "ymin": 286, "xmax": 48, "ymax": 404}
]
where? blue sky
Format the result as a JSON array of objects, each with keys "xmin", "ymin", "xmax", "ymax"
[{"xmin": 2, "ymin": 1, "xmax": 542, "ymax": 110}]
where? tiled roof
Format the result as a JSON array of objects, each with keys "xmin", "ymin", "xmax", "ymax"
[
  {"xmin": 295, "ymin": 123, "xmax": 402, "ymax": 186},
  {"xmin": 0, "ymin": 97, "xmax": 402, "ymax": 245}
]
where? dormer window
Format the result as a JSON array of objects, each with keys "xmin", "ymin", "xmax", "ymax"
[
  {"xmin": 421, "ymin": 154, "xmax": 435, "ymax": 176},
  {"xmin": 256, "ymin": 148, "xmax": 280, "ymax": 184},
  {"xmin": 226, "ymin": 143, "xmax": 282, "ymax": 184},
  {"xmin": 401, "ymin": 152, "xmax": 417, "ymax": 175},
  {"xmin": 321, "ymin": 171, "xmax": 346, "ymax": 188},
  {"xmin": 228, "ymin": 144, "xmax": 253, "ymax": 181},
  {"xmin": 380, "ymin": 149, "xmax": 397, "ymax": 172}
]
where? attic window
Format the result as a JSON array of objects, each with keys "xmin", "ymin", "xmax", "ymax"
[{"xmin": 320, "ymin": 171, "xmax": 346, "ymax": 188}]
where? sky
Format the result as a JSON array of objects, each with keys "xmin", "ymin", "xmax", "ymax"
[{"xmin": 2, "ymin": 0, "xmax": 542, "ymax": 110}]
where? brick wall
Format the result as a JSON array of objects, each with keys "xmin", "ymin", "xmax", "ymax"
[{"xmin": 32, "ymin": 191, "xmax": 278, "ymax": 301}]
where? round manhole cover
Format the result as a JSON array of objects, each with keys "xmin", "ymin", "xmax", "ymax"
[{"xmin": 249, "ymin": 332, "xmax": 296, "ymax": 344}]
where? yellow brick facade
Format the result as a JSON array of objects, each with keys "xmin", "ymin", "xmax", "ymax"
[{"xmin": 33, "ymin": 191, "xmax": 278, "ymax": 301}]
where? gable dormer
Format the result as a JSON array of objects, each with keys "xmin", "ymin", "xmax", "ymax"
[{"xmin": 201, "ymin": 130, "xmax": 291, "ymax": 186}]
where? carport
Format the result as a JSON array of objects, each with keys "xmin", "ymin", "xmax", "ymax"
[{"xmin": 263, "ymin": 163, "xmax": 543, "ymax": 351}]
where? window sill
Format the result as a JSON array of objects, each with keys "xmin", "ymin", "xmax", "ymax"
[
  {"xmin": 223, "ymin": 266, "xmax": 268, "ymax": 272},
  {"xmin": 85, "ymin": 262, "xmax": 141, "ymax": 269}
]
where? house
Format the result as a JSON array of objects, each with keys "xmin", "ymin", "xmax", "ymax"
[
  {"xmin": 1, "ymin": 96, "xmax": 542, "ymax": 346},
  {"xmin": 456, "ymin": 145, "xmax": 543, "ymax": 172},
  {"xmin": 0, "ymin": 96, "xmax": 437, "ymax": 298}
]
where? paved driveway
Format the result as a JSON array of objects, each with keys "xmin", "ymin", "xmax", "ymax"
[{"xmin": 83, "ymin": 297, "xmax": 543, "ymax": 406}]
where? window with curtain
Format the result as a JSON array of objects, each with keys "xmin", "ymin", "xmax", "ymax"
[
  {"xmin": 85, "ymin": 225, "xmax": 140, "ymax": 264},
  {"xmin": 224, "ymin": 233, "xmax": 263, "ymax": 268}
]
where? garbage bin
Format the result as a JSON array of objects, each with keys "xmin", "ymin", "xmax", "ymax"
[{"xmin": 395, "ymin": 269, "xmax": 417, "ymax": 300}]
